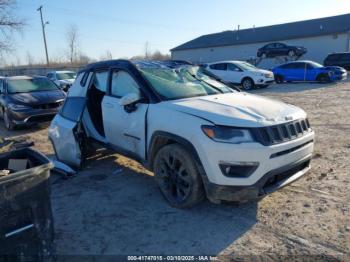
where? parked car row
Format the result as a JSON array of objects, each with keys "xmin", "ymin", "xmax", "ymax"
[
  {"xmin": 0, "ymin": 71, "xmax": 77, "ymax": 130},
  {"xmin": 200, "ymin": 56, "xmax": 348, "ymax": 89}
]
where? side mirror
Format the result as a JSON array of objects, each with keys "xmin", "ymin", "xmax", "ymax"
[{"xmin": 119, "ymin": 93, "xmax": 141, "ymax": 106}]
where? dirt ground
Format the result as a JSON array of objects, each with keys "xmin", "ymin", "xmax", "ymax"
[{"xmin": 0, "ymin": 80, "xmax": 349, "ymax": 260}]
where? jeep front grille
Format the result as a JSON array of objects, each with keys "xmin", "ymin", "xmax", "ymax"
[{"xmin": 253, "ymin": 119, "xmax": 311, "ymax": 146}]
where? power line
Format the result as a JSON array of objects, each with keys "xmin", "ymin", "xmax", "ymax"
[
  {"xmin": 26, "ymin": 26, "xmax": 173, "ymax": 48},
  {"xmin": 37, "ymin": 5, "xmax": 50, "ymax": 65},
  {"xmin": 21, "ymin": 2, "xmax": 208, "ymax": 32}
]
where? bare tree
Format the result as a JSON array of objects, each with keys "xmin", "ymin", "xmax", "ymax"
[
  {"xmin": 151, "ymin": 50, "xmax": 170, "ymax": 61},
  {"xmin": 0, "ymin": 0, "xmax": 24, "ymax": 54},
  {"xmin": 26, "ymin": 51, "xmax": 34, "ymax": 65},
  {"xmin": 66, "ymin": 23, "xmax": 79, "ymax": 64},
  {"xmin": 144, "ymin": 41, "xmax": 150, "ymax": 59},
  {"xmin": 100, "ymin": 50, "xmax": 113, "ymax": 61},
  {"xmin": 131, "ymin": 50, "xmax": 170, "ymax": 61}
]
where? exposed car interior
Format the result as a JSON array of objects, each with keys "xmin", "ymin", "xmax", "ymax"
[{"xmin": 86, "ymin": 70, "xmax": 108, "ymax": 137}]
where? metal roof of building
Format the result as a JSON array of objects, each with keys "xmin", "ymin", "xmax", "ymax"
[{"xmin": 171, "ymin": 13, "xmax": 350, "ymax": 52}]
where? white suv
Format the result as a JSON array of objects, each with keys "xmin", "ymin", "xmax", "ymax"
[
  {"xmin": 49, "ymin": 60, "xmax": 314, "ymax": 208},
  {"xmin": 205, "ymin": 61, "xmax": 274, "ymax": 90},
  {"xmin": 47, "ymin": 71, "xmax": 77, "ymax": 91}
]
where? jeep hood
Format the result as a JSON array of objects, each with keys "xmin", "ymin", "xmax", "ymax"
[{"xmin": 163, "ymin": 93, "xmax": 306, "ymax": 127}]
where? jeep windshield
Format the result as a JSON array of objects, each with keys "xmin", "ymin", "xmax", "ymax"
[
  {"xmin": 7, "ymin": 78, "xmax": 59, "ymax": 94},
  {"xmin": 140, "ymin": 66, "xmax": 233, "ymax": 100}
]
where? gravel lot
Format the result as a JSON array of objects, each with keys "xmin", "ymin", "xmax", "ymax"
[{"xmin": 0, "ymin": 80, "xmax": 349, "ymax": 260}]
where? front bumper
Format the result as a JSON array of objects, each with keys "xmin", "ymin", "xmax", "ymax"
[
  {"xmin": 8, "ymin": 108, "xmax": 60, "ymax": 125},
  {"xmin": 332, "ymin": 72, "xmax": 348, "ymax": 81},
  {"xmin": 197, "ymin": 130, "xmax": 314, "ymax": 186},
  {"xmin": 203, "ymin": 154, "xmax": 312, "ymax": 203},
  {"xmin": 255, "ymin": 78, "xmax": 274, "ymax": 86}
]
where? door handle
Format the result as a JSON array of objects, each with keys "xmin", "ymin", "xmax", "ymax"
[{"xmin": 105, "ymin": 103, "xmax": 114, "ymax": 108}]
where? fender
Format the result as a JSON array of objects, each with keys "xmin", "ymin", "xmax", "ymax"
[{"xmin": 147, "ymin": 131, "xmax": 204, "ymax": 172}]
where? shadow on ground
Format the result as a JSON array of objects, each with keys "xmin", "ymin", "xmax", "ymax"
[
  {"xmin": 51, "ymin": 150, "xmax": 258, "ymax": 255},
  {"xmin": 0, "ymin": 122, "xmax": 49, "ymax": 139}
]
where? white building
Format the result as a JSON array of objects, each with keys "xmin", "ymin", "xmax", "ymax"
[{"xmin": 171, "ymin": 14, "xmax": 350, "ymax": 68}]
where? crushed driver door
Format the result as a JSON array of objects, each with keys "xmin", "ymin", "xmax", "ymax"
[{"xmin": 49, "ymin": 97, "xmax": 87, "ymax": 169}]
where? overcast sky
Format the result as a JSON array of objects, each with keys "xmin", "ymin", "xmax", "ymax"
[{"xmin": 4, "ymin": 0, "xmax": 350, "ymax": 65}]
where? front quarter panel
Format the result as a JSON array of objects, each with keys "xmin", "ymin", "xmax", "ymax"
[{"xmin": 147, "ymin": 103, "xmax": 213, "ymax": 166}]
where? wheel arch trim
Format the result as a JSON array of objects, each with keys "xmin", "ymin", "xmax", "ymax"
[{"xmin": 147, "ymin": 131, "xmax": 204, "ymax": 173}]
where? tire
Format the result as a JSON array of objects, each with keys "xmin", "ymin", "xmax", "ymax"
[
  {"xmin": 153, "ymin": 144, "xmax": 205, "ymax": 208},
  {"xmin": 3, "ymin": 109, "xmax": 15, "ymax": 130},
  {"xmin": 288, "ymin": 50, "xmax": 296, "ymax": 57},
  {"xmin": 275, "ymin": 74, "xmax": 284, "ymax": 84},
  {"xmin": 317, "ymin": 74, "xmax": 331, "ymax": 83},
  {"xmin": 241, "ymin": 78, "xmax": 255, "ymax": 90}
]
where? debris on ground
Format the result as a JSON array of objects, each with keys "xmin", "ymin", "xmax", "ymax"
[
  {"xmin": 0, "ymin": 138, "xmax": 35, "ymax": 154},
  {"xmin": 0, "ymin": 169, "xmax": 11, "ymax": 177}
]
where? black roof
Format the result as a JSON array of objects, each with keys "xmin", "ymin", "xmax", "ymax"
[
  {"xmin": 81, "ymin": 59, "xmax": 193, "ymax": 72},
  {"xmin": 171, "ymin": 13, "xmax": 350, "ymax": 51}
]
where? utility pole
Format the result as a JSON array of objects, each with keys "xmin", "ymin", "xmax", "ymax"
[{"xmin": 37, "ymin": 5, "xmax": 49, "ymax": 66}]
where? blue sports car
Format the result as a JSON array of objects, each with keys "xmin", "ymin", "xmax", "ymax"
[{"xmin": 273, "ymin": 60, "xmax": 347, "ymax": 83}]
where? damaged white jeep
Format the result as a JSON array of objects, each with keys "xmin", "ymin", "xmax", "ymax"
[{"xmin": 49, "ymin": 60, "xmax": 315, "ymax": 208}]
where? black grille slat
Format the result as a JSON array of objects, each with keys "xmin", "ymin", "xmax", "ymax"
[
  {"xmin": 272, "ymin": 127, "xmax": 282, "ymax": 141},
  {"xmin": 260, "ymin": 128, "xmax": 271, "ymax": 144},
  {"xmin": 301, "ymin": 120, "xmax": 307, "ymax": 131},
  {"xmin": 289, "ymin": 124, "xmax": 297, "ymax": 136},
  {"xmin": 295, "ymin": 122, "xmax": 303, "ymax": 134},
  {"xmin": 254, "ymin": 118, "xmax": 312, "ymax": 146},
  {"xmin": 280, "ymin": 125, "xmax": 289, "ymax": 139},
  {"xmin": 306, "ymin": 119, "xmax": 310, "ymax": 128}
]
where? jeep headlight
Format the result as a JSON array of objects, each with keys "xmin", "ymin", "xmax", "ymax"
[{"xmin": 201, "ymin": 125, "xmax": 255, "ymax": 144}]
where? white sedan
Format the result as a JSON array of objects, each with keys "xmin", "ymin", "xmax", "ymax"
[{"xmin": 204, "ymin": 61, "xmax": 274, "ymax": 90}]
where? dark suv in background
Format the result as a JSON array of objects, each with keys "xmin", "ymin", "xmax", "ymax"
[
  {"xmin": 324, "ymin": 53, "xmax": 350, "ymax": 70},
  {"xmin": 257, "ymin": 42, "xmax": 307, "ymax": 58}
]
